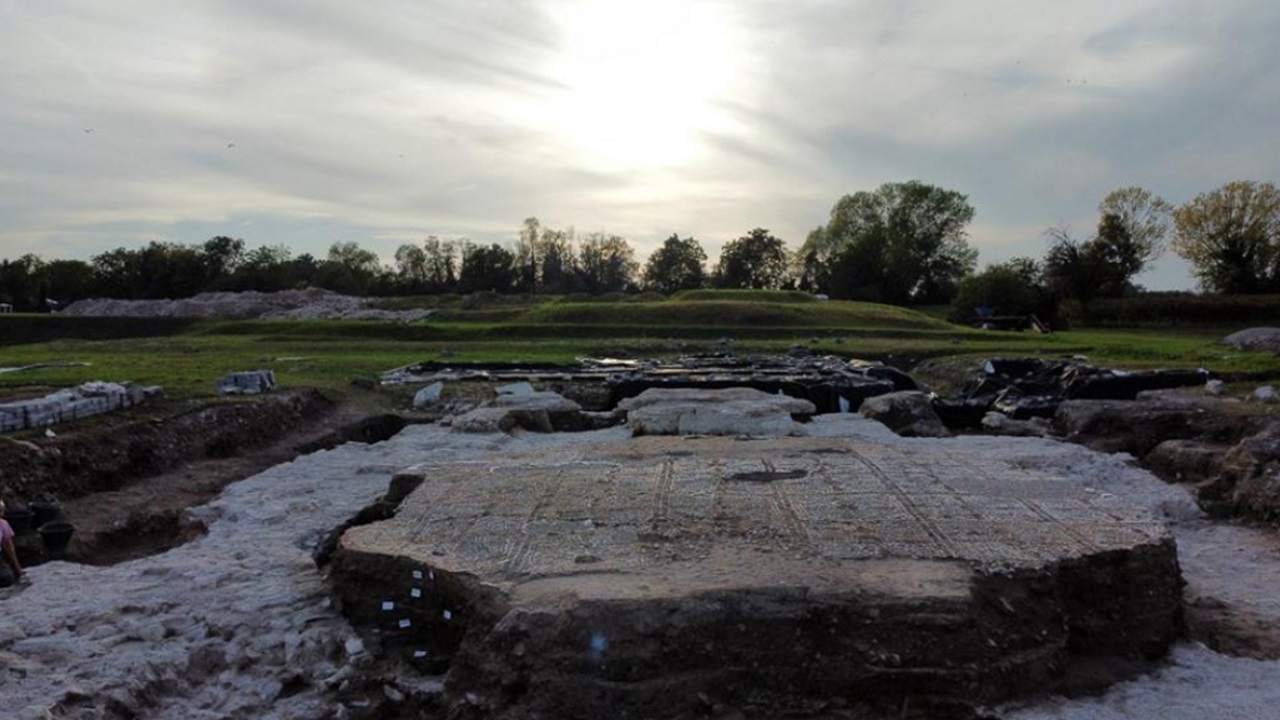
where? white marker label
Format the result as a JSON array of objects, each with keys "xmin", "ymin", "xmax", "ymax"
[
  {"xmin": 381, "ymin": 601, "xmax": 395, "ymax": 611},
  {"xmin": 399, "ymin": 619, "xmax": 412, "ymax": 629}
]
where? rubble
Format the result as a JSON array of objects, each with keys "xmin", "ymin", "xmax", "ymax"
[
  {"xmin": 937, "ymin": 358, "xmax": 1211, "ymax": 426},
  {"xmin": 60, "ymin": 288, "xmax": 434, "ymax": 322},
  {"xmin": 385, "ymin": 354, "xmax": 913, "ymax": 413},
  {"xmin": 216, "ymin": 370, "xmax": 277, "ymax": 395},
  {"xmin": 445, "ymin": 389, "xmax": 619, "ymax": 434},
  {"xmin": 1222, "ymin": 327, "xmax": 1280, "ymax": 354},
  {"xmin": 0, "ymin": 382, "xmax": 160, "ymax": 433}
]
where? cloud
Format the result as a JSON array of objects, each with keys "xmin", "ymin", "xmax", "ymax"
[{"xmin": 1, "ymin": 0, "xmax": 1277, "ymax": 290}]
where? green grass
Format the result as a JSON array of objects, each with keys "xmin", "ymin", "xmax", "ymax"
[{"xmin": 2, "ymin": 295, "xmax": 1278, "ymax": 403}]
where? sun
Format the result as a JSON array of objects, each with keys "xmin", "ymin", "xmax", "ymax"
[{"xmin": 547, "ymin": 0, "xmax": 743, "ymax": 170}]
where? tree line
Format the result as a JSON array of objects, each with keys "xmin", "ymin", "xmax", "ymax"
[
  {"xmin": 953, "ymin": 180, "xmax": 1280, "ymax": 323},
  {"xmin": 1, "ymin": 180, "xmax": 1277, "ymax": 314}
]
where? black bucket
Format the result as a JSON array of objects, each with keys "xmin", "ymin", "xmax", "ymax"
[
  {"xmin": 39, "ymin": 521, "xmax": 75, "ymax": 552},
  {"xmin": 6, "ymin": 507, "xmax": 35, "ymax": 535},
  {"xmin": 30, "ymin": 501, "xmax": 61, "ymax": 527}
]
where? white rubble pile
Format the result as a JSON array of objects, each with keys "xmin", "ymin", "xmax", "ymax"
[
  {"xmin": 1222, "ymin": 327, "xmax": 1280, "ymax": 354},
  {"xmin": 59, "ymin": 289, "xmax": 433, "ymax": 322},
  {"xmin": 0, "ymin": 382, "xmax": 160, "ymax": 433}
]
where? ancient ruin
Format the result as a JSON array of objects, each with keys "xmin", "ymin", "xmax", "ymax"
[
  {"xmin": 0, "ymin": 381, "xmax": 160, "ymax": 433},
  {"xmin": 331, "ymin": 391, "xmax": 1183, "ymax": 718},
  {"xmin": 7, "ymin": 363, "xmax": 1280, "ymax": 719}
]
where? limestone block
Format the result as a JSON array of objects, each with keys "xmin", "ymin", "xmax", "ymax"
[
  {"xmin": 858, "ymin": 390, "xmax": 951, "ymax": 437},
  {"xmin": 489, "ymin": 391, "xmax": 581, "ymax": 413},
  {"xmin": 495, "ymin": 381, "xmax": 536, "ymax": 397},
  {"xmin": 981, "ymin": 411, "xmax": 1052, "ymax": 437},
  {"xmin": 450, "ymin": 407, "xmax": 517, "ymax": 434},
  {"xmin": 619, "ymin": 387, "xmax": 814, "ymax": 437},
  {"xmin": 216, "ymin": 370, "xmax": 277, "ymax": 395},
  {"xmin": 413, "ymin": 382, "xmax": 444, "ymax": 409}
]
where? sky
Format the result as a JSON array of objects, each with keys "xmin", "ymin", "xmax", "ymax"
[{"xmin": 2, "ymin": 0, "xmax": 1278, "ymax": 291}]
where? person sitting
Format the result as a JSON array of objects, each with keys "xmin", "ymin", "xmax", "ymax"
[{"xmin": 0, "ymin": 500, "xmax": 24, "ymax": 587}]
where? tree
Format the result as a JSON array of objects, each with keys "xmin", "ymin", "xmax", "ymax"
[
  {"xmin": 459, "ymin": 242, "xmax": 517, "ymax": 294},
  {"xmin": 394, "ymin": 243, "xmax": 428, "ymax": 292},
  {"xmin": 802, "ymin": 181, "xmax": 977, "ymax": 304},
  {"xmin": 0, "ymin": 254, "xmax": 48, "ymax": 309},
  {"xmin": 643, "ymin": 234, "xmax": 707, "ymax": 294},
  {"xmin": 715, "ymin": 228, "xmax": 790, "ymax": 289},
  {"xmin": 231, "ymin": 245, "xmax": 295, "ymax": 291},
  {"xmin": 201, "ymin": 236, "xmax": 247, "ymax": 286},
  {"xmin": 1091, "ymin": 213, "xmax": 1146, "ymax": 296},
  {"xmin": 515, "ymin": 217, "xmax": 541, "ymax": 292},
  {"xmin": 514, "ymin": 217, "xmax": 576, "ymax": 293},
  {"xmin": 318, "ymin": 241, "xmax": 384, "ymax": 295},
  {"xmin": 88, "ymin": 242, "xmax": 204, "ymax": 299},
  {"xmin": 136, "ymin": 241, "xmax": 205, "ymax": 298},
  {"xmin": 1097, "ymin": 186, "xmax": 1172, "ymax": 271},
  {"xmin": 422, "ymin": 236, "xmax": 459, "ymax": 292},
  {"xmin": 950, "ymin": 257, "xmax": 1046, "ymax": 322},
  {"xmin": 538, "ymin": 227, "xmax": 575, "ymax": 294},
  {"xmin": 1042, "ymin": 211, "xmax": 1152, "ymax": 302},
  {"xmin": 1172, "ymin": 181, "xmax": 1280, "ymax": 294},
  {"xmin": 91, "ymin": 247, "xmax": 143, "ymax": 298},
  {"xmin": 576, "ymin": 232, "xmax": 637, "ymax": 294},
  {"xmin": 46, "ymin": 259, "xmax": 94, "ymax": 304}
]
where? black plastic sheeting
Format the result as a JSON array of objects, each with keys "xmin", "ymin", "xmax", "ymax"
[
  {"xmin": 934, "ymin": 358, "xmax": 1210, "ymax": 427},
  {"xmin": 604, "ymin": 355, "xmax": 916, "ymax": 414}
]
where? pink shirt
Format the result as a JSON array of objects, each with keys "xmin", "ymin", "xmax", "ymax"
[{"xmin": 0, "ymin": 519, "xmax": 13, "ymax": 543}]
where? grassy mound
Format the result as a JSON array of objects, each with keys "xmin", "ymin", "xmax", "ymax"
[{"xmin": 522, "ymin": 296, "xmax": 950, "ymax": 330}]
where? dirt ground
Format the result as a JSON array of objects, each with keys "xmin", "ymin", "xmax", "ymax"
[{"xmin": 2, "ymin": 386, "xmax": 419, "ymax": 567}]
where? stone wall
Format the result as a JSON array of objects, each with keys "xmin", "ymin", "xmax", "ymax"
[{"xmin": 0, "ymin": 382, "xmax": 157, "ymax": 433}]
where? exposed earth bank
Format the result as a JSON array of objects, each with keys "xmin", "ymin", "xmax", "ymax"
[{"xmin": 0, "ymin": 388, "xmax": 415, "ymax": 566}]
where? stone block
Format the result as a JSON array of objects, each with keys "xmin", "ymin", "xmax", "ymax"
[
  {"xmin": 619, "ymin": 387, "xmax": 813, "ymax": 437},
  {"xmin": 216, "ymin": 370, "xmax": 277, "ymax": 395}
]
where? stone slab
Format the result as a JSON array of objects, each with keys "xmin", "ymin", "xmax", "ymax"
[
  {"xmin": 619, "ymin": 386, "xmax": 814, "ymax": 436},
  {"xmin": 333, "ymin": 424, "xmax": 1182, "ymax": 717}
]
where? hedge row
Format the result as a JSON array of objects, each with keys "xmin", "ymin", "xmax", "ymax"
[{"xmin": 1065, "ymin": 293, "xmax": 1280, "ymax": 326}]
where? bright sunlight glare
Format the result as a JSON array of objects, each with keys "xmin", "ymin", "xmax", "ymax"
[{"xmin": 547, "ymin": 0, "xmax": 744, "ymax": 170}]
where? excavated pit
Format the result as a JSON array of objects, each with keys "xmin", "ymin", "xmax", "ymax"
[{"xmin": 332, "ymin": 428, "xmax": 1183, "ymax": 718}]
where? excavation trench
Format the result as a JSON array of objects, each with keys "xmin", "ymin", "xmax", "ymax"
[{"xmin": 0, "ymin": 389, "xmax": 414, "ymax": 568}]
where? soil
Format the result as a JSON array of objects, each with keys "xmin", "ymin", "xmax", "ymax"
[{"xmin": 2, "ymin": 386, "xmax": 422, "ymax": 567}]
